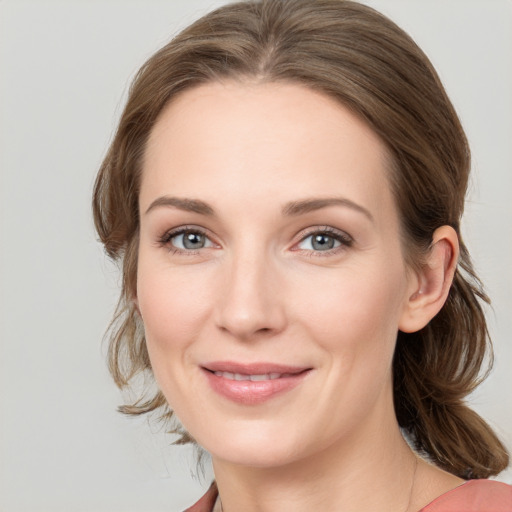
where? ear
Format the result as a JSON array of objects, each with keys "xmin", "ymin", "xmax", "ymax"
[{"xmin": 399, "ymin": 226, "xmax": 459, "ymax": 333}]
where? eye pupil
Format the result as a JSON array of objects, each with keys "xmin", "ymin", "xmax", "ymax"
[
  {"xmin": 312, "ymin": 234, "xmax": 334, "ymax": 250},
  {"xmin": 183, "ymin": 231, "xmax": 205, "ymax": 249}
]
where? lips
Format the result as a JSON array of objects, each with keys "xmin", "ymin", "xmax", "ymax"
[
  {"xmin": 212, "ymin": 371, "xmax": 287, "ymax": 381},
  {"xmin": 201, "ymin": 361, "xmax": 311, "ymax": 405}
]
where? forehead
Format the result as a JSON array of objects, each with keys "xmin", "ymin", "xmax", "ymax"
[{"xmin": 141, "ymin": 81, "xmax": 396, "ymax": 223}]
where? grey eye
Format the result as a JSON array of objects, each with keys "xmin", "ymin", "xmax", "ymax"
[
  {"xmin": 298, "ymin": 232, "xmax": 341, "ymax": 251},
  {"xmin": 172, "ymin": 231, "xmax": 212, "ymax": 250}
]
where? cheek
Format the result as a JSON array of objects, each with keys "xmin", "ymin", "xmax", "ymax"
[
  {"xmin": 135, "ymin": 260, "xmax": 218, "ymax": 416},
  {"xmin": 136, "ymin": 258, "xmax": 215, "ymax": 360},
  {"xmin": 293, "ymin": 258, "xmax": 408, "ymax": 368},
  {"xmin": 293, "ymin": 261, "xmax": 408, "ymax": 427},
  {"xmin": 299, "ymin": 262, "xmax": 406, "ymax": 329}
]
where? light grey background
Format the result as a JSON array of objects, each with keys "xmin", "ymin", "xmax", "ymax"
[{"xmin": 0, "ymin": 1, "xmax": 510, "ymax": 510}]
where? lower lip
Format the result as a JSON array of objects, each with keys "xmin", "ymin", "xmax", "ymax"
[{"xmin": 202, "ymin": 369, "xmax": 311, "ymax": 405}]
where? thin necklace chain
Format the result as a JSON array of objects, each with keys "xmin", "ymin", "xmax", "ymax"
[
  {"xmin": 403, "ymin": 455, "xmax": 419, "ymax": 512},
  {"xmin": 217, "ymin": 455, "xmax": 420, "ymax": 512}
]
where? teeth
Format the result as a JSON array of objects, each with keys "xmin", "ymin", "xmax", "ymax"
[
  {"xmin": 249, "ymin": 374, "xmax": 267, "ymax": 381},
  {"xmin": 213, "ymin": 371, "xmax": 284, "ymax": 381}
]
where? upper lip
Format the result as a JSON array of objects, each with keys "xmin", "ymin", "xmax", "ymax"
[{"xmin": 202, "ymin": 361, "xmax": 311, "ymax": 375}]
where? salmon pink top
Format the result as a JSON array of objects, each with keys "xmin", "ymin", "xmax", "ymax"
[
  {"xmin": 419, "ymin": 479, "xmax": 512, "ymax": 511},
  {"xmin": 184, "ymin": 480, "xmax": 512, "ymax": 512}
]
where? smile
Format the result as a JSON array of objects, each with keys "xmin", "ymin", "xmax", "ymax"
[
  {"xmin": 213, "ymin": 371, "xmax": 292, "ymax": 381},
  {"xmin": 202, "ymin": 362, "xmax": 312, "ymax": 405}
]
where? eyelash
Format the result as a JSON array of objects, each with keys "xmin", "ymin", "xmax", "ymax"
[
  {"xmin": 158, "ymin": 225, "xmax": 353, "ymax": 256},
  {"xmin": 293, "ymin": 226, "xmax": 353, "ymax": 257},
  {"xmin": 158, "ymin": 225, "xmax": 213, "ymax": 255}
]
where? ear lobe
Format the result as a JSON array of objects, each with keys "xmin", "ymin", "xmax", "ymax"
[{"xmin": 399, "ymin": 226, "xmax": 459, "ymax": 333}]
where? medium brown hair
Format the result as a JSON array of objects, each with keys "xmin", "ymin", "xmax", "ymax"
[{"xmin": 93, "ymin": 0, "xmax": 509, "ymax": 478}]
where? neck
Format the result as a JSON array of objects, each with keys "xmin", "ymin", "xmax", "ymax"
[{"xmin": 212, "ymin": 416, "xmax": 418, "ymax": 512}]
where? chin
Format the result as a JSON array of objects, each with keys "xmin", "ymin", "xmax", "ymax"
[
  {"xmin": 192, "ymin": 418, "xmax": 316, "ymax": 469},
  {"xmin": 210, "ymin": 442, "xmax": 302, "ymax": 469}
]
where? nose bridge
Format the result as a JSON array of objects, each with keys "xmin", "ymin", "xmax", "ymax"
[{"xmin": 216, "ymin": 240, "xmax": 286, "ymax": 339}]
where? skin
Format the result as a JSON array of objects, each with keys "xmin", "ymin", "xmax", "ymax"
[{"xmin": 136, "ymin": 81, "xmax": 462, "ymax": 512}]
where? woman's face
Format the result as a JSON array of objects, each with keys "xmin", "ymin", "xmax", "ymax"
[{"xmin": 137, "ymin": 81, "xmax": 418, "ymax": 468}]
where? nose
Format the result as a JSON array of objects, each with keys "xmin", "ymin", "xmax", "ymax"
[{"xmin": 215, "ymin": 249, "xmax": 287, "ymax": 341}]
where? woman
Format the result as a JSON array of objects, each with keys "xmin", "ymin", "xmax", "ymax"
[{"xmin": 93, "ymin": 0, "xmax": 511, "ymax": 510}]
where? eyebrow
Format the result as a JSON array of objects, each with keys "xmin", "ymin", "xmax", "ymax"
[
  {"xmin": 144, "ymin": 195, "xmax": 373, "ymax": 221},
  {"xmin": 145, "ymin": 196, "xmax": 215, "ymax": 216},
  {"xmin": 282, "ymin": 197, "xmax": 374, "ymax": 221}
]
